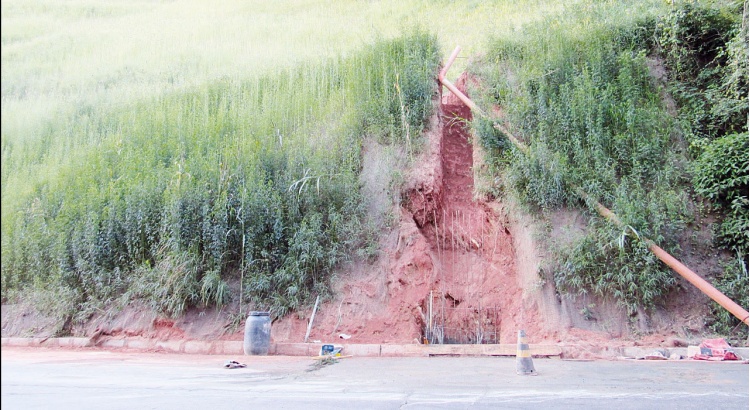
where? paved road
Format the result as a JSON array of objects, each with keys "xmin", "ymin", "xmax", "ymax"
[{"xmin": 2, "ymin": 347, "xmax": 748, "ymax": 409}]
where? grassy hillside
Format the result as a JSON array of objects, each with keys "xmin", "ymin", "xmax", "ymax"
[
  {"xmin": 2, "ymin": 0, "xmax": 746, "ymax": 341},
  {"xmin": 470, "ymin": 0, "xmax": 747, "ymax": 341},
  {"xmin": 1, "ymin": 28, "xmax": 442, "ymax": 320},
  {"xmin": 0, "ymin": 0, "xmax": 585, "ymax": 328},
  {"xmin": 1, "ymin": 0, "xmax": 568, "ymax": 141}
]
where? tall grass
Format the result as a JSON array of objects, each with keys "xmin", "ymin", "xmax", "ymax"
[
  {"xmin": 0, "ymin": 0, "xmax": 568, "ymax": 142},
  {"xmin": 469, "ymin": 0, "xmax": 744, "ymax": 317},
  {"xmin": 1, "ymin": 29, "xmax": 440, "ymax": 322},
  {"xmin": 1, "ymin": 0, "xmax": 575, "ymax": 228},
  {"xmin": 1, "ymin": 0, "xmax": 612, "ymax": 324}
]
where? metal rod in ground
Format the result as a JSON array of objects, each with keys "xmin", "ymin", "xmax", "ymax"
[
  {"xmin": 304, "ymin": 295, "xmax": 320, "ymax": 343},
  {"xmin": 429, "ymin": 290, "xmax": 433, "ymax": 343}
]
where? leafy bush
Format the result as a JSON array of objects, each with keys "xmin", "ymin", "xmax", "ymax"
[
  {"xmin": 693, "ymin": 132, "xmax": 749, "ymax": 254},
  {"xmin": 657, "ymin": 1, "xmax": 748, "ymax": 257},
  {"xmin": 556, "ymin": 220, "xmax": 676, "ymax": 315},
  {"xmin": 656, "ymin": 2, "xmax": 748, "ymax": 334}
]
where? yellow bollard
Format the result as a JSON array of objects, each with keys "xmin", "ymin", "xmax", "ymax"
[{"xmin": 516, "ymin": 330, "xmax": 537, "ymax": 376}]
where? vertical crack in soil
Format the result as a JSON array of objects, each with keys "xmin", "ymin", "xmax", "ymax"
[
  {"xmin": 412, "ymin": 78, "xmax": 527, "ymax": 345},
  {"xmin": 271, "ymin": 76, "xmax": 542, "ymax": 345}
]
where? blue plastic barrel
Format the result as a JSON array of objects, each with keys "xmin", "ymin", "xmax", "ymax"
[{"xmin": 243, "ymin": 311, "xmax": 271, "ymax": 355}]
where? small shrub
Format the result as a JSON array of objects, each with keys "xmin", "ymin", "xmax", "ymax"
[
  {"xmin": 555, "ymin": 219, "xmax": 676, "ymax": 315},
  {"xmin": 693, "ymin": 132, "xmax": 749, "ymax": 256}
]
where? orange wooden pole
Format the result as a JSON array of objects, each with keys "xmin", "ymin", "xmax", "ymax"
[
  {"xmin": 438, "ymin": 46, "xmax": 484, "ymax": 115},
  {"xmin": 647, "ymin": 242, "xmax": 749, "ymax": 325}
]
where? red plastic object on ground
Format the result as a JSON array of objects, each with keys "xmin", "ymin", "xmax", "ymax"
[{"xmin": 693, "ymin": 338, "xmax": 739, "ymax": 361}]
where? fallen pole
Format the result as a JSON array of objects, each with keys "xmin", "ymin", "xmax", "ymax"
[
  {"xmin": 576, "ymin": 188, "xmax": 750, "ymax": 326},
  {"xmin": 437, "ymin": 46, "xmax": 749, "ymax": 326},
  {"xmin": 438, "ymin": 47, "xmax": 526, "ymax": 152},
  {"xmin": 647, "ymin": 241, "xmax": 749, "ymax": 325}
]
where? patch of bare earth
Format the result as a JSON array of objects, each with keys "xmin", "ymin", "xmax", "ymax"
[
  {"xmin": 274, "ymin": 74, "xmax": 543, "ymax": 345},
  {"xmin": 272, "ymin": 73, "xmax": 716, "ymax": 349}
]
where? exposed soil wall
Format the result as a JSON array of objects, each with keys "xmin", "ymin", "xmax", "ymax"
[
  {"xmin": 272, "ymin": 73, "xmax": 713, "ymax": 348},
  {"xmin": 272, "ymin": 75, "xmax": 543, "ymax": 344}
]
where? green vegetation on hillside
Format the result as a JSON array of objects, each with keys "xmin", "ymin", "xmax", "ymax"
[
  {"xmin": 666, "ymin": 1, "xmax": 749, "ymax": 338},
  {"xmin": 2, "ymin": 0, "xmax": 746, "ymax": 342},
  {"xmin": 0, "ymin": 0, "xmax": 616, "ymax": 334},
  {"xmin": 471, "ymin": 0, "xmax": 747, "ymax": 339},
  {"xmin": 1, "ymin": 30, "xmax": 440, "ymax": 325}
]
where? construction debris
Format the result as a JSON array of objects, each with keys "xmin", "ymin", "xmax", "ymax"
[{"xmin": 691, "ymin": 338, "xmax": 741, "ymax": 361}]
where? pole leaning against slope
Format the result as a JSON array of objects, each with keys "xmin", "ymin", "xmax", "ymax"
[{"xmin": 438, "ymin": 46, "xmax": 749, "ymax": 326}]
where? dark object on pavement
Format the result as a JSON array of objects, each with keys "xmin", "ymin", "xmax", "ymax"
[{"xmin": 224, "ymin": 360, "xmax": 247, "ymax": 369}]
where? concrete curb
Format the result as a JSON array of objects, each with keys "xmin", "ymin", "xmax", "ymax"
[
  {"xmin": 2, "ymin": 337, "xmax": 747, "ymax": 360},
  {"xmin": 0, "ymin": 337, "xmax": 561, "ymax": 357}
]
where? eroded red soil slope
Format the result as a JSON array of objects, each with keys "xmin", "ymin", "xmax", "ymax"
[{"xmin": 272, "ymin": 75, "xmax": 544, "ymax": 344}]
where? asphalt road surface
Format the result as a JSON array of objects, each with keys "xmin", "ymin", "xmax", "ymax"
[{"xmin": 2, "ymin": 347, "xmax": 748, "ymax": 409}]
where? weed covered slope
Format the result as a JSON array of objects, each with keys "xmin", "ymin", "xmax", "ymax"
[
  {"xmin": 470, "ymin": 1, "xmax": 747, "ymax": 342},
  {"xmin": 1, "ymin": 31, "xmax": 440, "ymax": 326}
]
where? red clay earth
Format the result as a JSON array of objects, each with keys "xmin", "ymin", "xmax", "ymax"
[{"xmin": 271, "ymin": 74, "xmax": 545, "ymax": 345}]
